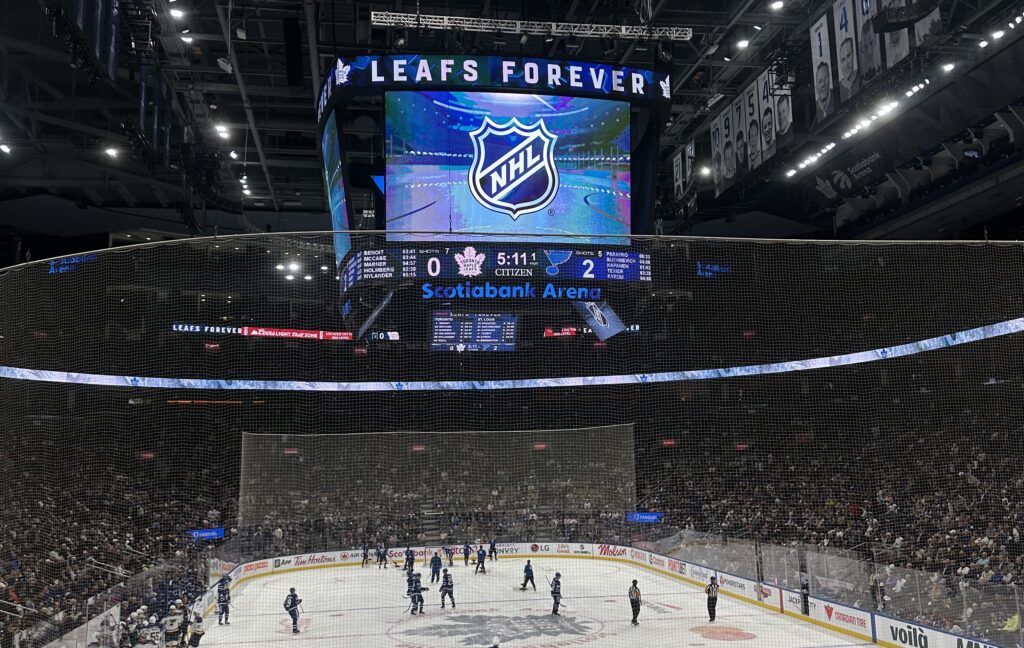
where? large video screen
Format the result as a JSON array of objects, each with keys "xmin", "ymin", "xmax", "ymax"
[
  {"xmin": 321, "ymin": 112, "xmax": 352, "ymax": 271},
  {"xmin": 386, "ymin": 91, "xmax": 631, "ymax": 245}
]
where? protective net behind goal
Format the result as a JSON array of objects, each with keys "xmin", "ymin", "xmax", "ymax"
[{"xmin": 238, "ymin": 425, "xmax": 636, "ymax": 546}]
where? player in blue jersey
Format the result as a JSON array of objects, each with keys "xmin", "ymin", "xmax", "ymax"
[
  {"xmin": 403, "ymin": 547, "xmax": 415, "ymax": 572},
  {"xmin": 430, "ymin": 552, "xmax": 443, "ymax": 583},
  {"xmin": 551, "ymin": 573, "xmax": 562, "ymax": 615},
  {"xmin": 489, "ymin": 538, "xmax": 498, "ymax": 561},
  {"xmin": 440, "ymin": 568, "xmax": 455, "ymax": 608},
  {"xmin": 463, "ymin": 542, "xmax": 472, "ymax": 566},
  {"xmin": 520, "ymin": 560, "xmax": 536, "ymax": 591},
  {"xmin": 443, "ymin": 544, "xmax": 454, "ymax": 567},
  {"xmin": 475, "ymin": 545, "xmax": 487, "ymax": 574},
  {"xmin": 283, "ymin": 588, "xmax": 302, "ymax": 634},
  {"xmin": 409, "ymin": 573, "xmax": 427, "ymax": 615},
  {"xmin": 216, "ymin": 582, "xmax": 231, "ymax": 625},
  {"xmin": 361, "ymin": 542, "xmax": 369, "ymax": 567}
]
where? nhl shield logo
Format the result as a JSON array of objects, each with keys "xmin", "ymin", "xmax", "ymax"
[{"xmin": 468, "ymin": 117, "xmax": 559, "ymax": 220}]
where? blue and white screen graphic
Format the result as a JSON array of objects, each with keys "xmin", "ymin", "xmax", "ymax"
[
  {"xmin": 321, "ymin": 112, "xmax": 352, "ymax": 272},
  {"xmin": 386, "ymin": 91, "xmax": 631, "ymax": 245}
]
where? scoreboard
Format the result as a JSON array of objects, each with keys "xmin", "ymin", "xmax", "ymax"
[
  {"xmin": 431, "ymin": 311, "xmax": 518, "ymax": 352},
  {"xmin": 341, "ymin": 245, "xmax": 652, "ymax": 295}
]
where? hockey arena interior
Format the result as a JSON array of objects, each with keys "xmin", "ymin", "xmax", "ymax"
[{"xmin": 3, "ymin": 1, "xmax": 1024, "ymax": 648}]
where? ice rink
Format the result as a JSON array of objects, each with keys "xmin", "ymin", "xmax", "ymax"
[{"xmin": 200, "ymin": 557, "xmax": 873, "ymax": 648}]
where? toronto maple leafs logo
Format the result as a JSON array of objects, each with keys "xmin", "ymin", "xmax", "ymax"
[
  {"xmin": 454, "ymin": 246, "xmax": 485, "ymax": 277},
  {"xmin": 335, "ymin": 59, "xmax": 351, "ymax": 86},
  {"xmin": 660, "ymin": 76, "xmax": 672, "ymax": 99},
  {"xmin": 395, "ymin": 613, "xmax": 596, "ymax": 646},
  {"xmin": 468, "ymin": 117, "xmax": 559, "ymax": 220}
]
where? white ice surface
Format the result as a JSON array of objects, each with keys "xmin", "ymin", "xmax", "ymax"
[{"xmin": 200, "ymin": 557, "xmax": 872, "ymax": 648}]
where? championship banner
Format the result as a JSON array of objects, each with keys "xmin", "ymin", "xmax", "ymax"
[
  {"xmin": 833, "ymin": 0, "xmax": 860, "ymax": 104},
  {"xmin": 672, "ymin": 148, "xmax": 685, "ymax": 199},
  {"xmin": 882, "ymin": 0, "xmax": 910, "ymax": 68},
  {"xmin": 756, "ymin": 71, "xmax": 777, "ymax": 163},
  {"xmin": 730, "ymin": 96, "xmax": 746, "ymax": 180},
  {"xmin": 855, "ymin": 0, "xmax": 883, "ymax": 88},
  {"xmin": 743, "ymin": 79, "xmax": 764, "ymax": 171},
  {"xmin": 810, "ymin": 12, "xmax": 837, "ymax": 124},
  {"xmin": 684, "ymin": 140, "xmax": 695, "ymax": 183},
  {"xmin": 710, "ymin": 113, "xmax": 726, "ymax": 197}
]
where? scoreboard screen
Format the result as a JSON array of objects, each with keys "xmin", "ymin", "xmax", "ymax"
[
  {"xmin": 431, "ymin": 311, "xmax": 518, "ymax": 352},
  {"xmin": 340, "ymin": 245, "xmax": 651, "ymax": 295}
]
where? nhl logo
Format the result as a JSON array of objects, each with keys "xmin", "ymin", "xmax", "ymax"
[{"xmin": 468, "ymin": 117, "xmax": 559, "ymax": 220}]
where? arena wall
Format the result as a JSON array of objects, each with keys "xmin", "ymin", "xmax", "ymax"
[{"xmin": 198, "ymin": 543, "xmax": 1001, "ymax": 648}]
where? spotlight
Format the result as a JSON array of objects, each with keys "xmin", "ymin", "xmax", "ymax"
[
  {"xmin": 724, "ymin": 56, "xmax": 732, "ymax": 62},
  {"xmin": 285, "ymin": 275, "xmax": 295, "ymax": 281},
  {"xmin": 979, "ymin": 40, "xmax": 989, "ymax": 47},
  {"xmin": 905, "ymin": 90, "xmax": 914, "ymax": 97},
  {"xmin": 798, "ymin": 162, "xmax": 806, "ymax": 169},
  {"xmin": 942, "ymin": 63, "xmax": 955, "ymax": 72},
  {"xmin": 737, "ymin": 39, "xmax": 750, "ymax": 48},
  {"xmin": 320, "ymin": 265, "xmax": 329, "ymax": 271},
  {"xmin": 1017, "ymin": 15, "xmax": 1022, "ymax": 23},
  {"xmin": 753, "ymin": 25, "xmax": 762, "ymax": 31},
  {"xmin": 1011, "ymin": 21, "xmax": 1016, "ymax": 29},
  {"xmin": 215, "ymin": 124, "xmax": 227, "ymax": 133},
  {"xmin": 0, "ymin": 144, "xmax": 10, "ymax": 154},
  {"xmin": 104, "ymin": 147, "xmax": 119, "ymax": 158},
  {"xmin": 303, "ymin": 275, "xmax": 313, "ymax": 281},
  {"xmin": 276, "ymin": 264, "xmax": 285, "ymax": 270},
  {"xmin": 242, "ymin": 188, "xmax": 251, "ymax": 195},
  {"xmin": 169, "ymin": 8, "xmax": 184, "ymax": 19},
  {"xmin": 770, "ymin": 0, "xmax": 784, "ymax": 9},
  {"xmin": 288, "ymin": 263, "xmax": 299, "ymax": 271},
  {"xmin": 785, "ymin": 169, "xmax": 797, "ymax": 177},
  {"xmin": 699, "ymin": 166, "xmax": 711, "ymax": 177},
  {"xmin": 181, "ymin": 36, "xmax": 193, "ymax": 43},
  {"xmin": 993, "ymin": 30, "xmax": 1005, "ymax": 39},
  {"xmin": 218, "ymin": 131, "xmax": 230, "ymax": 139},
  {"xmin": 229, "ymin": 151, "xmax": 238, "ymax": 159}
]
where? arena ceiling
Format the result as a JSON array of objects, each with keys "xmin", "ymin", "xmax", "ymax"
[{"xmin": 0, "ymin": 0, "xmax": 1019, "ymax": 240}]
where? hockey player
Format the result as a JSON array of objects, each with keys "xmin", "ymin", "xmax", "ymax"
[
  {"xmin": 378, "ymin": 541, "xmax": 389, "ymax": 569},
  {"xmin": 216, "ymin": 582, "xmax": 231, "ymax": 625},
  {"xmin": 475, "ymin": 545, "xmax": 487, "ymax": 574},
  {"xmin": 440, "ymin": 569, "xmax": 455, "ymax": 609},
  {"xmin": 551, "ymin": 573, "xmax": 562, "ymax": 615},
  {"xmin": 410, "ymin": 573, "xmax": 427, "ymax": 615},
  {"xmin": 463, "ymin": 542, "xmax": 472, "ymax": 566},
  {"xmin": 188, "ymin": 615, "xmax": 205, "ymax": 646},
  {"xmin": 628, "ymin": 579, "xmax": 641, "ymax": 626},
  {"xmin": 403, "ymin": 547, "xmax": 415, "ymax": 573},
  {"xmin": 361, "ymin": 542, "xmax": 369, "ymax": 568},
  {"xmin": 443, "ymin": 545, "xmax": 454, "ymax": 567},
  {"xmin": 283, "ymin": 588, "xmax": 302, "ymax": 634},
  {"xmin": 705, "ymin": 576, "xmax": 719, "ymax": 622},
  {"xmin": 430, "ymin": 552, "xmax": 443, "ymax": 583},
  {"xmin": 520, "ymin": 560, "xmax": 536, "ymax": 591},
  {"xmin": 489, "ymin": 538, "xmax": 498, "ymax": 562}
]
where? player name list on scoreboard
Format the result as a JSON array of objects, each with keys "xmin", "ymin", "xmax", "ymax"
[{"xmin": 431, "ymin": 311, "xmax": 518, "ymax": 352}]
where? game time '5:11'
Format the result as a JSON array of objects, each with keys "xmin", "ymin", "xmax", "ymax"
[{"xmin": 496, "ymin": 252, "xmax": 536, "ymax": 266}]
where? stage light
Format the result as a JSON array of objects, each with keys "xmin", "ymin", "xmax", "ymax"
[
  {"xmin": 785, "ymin": 169, "xmax": 796, "ymax": 177},
  {"xmin": 723, "ymin": 56, "xmax": 732, "ymax": 61},
  {"xmin": 288, "ymin": 263, "xmax": 299, "ymax": 271},
  {"xmin": 276, "ymin": 264, "xmax": 285, "ymax": 271},
  {"xmin": 700, "ymin": 166, "xmax": 711, "ymax": 177},
  {"xmin": 979, "ymin": 40, "xmax": 989, "ymax": 47},
  {"xmin": 0, "ymin": 144, "xmax": 10, "ymax": 154},
  {"xmin": 753, "ymin": 25, "xmax": 762, "ymax": 31},
  {"xmin": 942, "ymin": 63, "xmax": 955, "ymax": 72},
  {"xmin": 1017, "ymin": 15, "xmax": 1022, "ymax": 23},
  {"xmin": 181, "ymin": 36, "xmax": 193, "ymax": 43},
  {"xmin": 242, "ymin": 188, "xmax": 251, "ymax": 195},
  {"xmin": 215, "ymin": 124, "xmax": 227, "ymax": 133},
  {"xmin": 1010, "ymin": 21, "xmax": 1016, "ymax": 29},
  {"xmin": 169, "ymin": 8, "xmax": 184, "ymax": 19},
  {"xmin": 229, "ymin": 151, "xmax": 238, "ymax": 159},
  {"xmin": 798, "ymin": 162, "xmax": 806, "ymax": 169},
  {"xmin": 770, "ymin": 1, "xmax": 784, "ymax": 9},
  {"xmin": 993, "ymin": 30, "xmax": 1005, "ymax": 39},
  {"xmin": 320, "ymin": 265, "xmax": 329, "ymax": 271},
  {"xmin": 285, "ymin": 275, "xmax": 294, "ymax": 281},
  {"xmin": 104, "ymin": 147, "xmax": 119, "ymax": 158},
  {"xmin": 737, "ymin": 39, "xmax": 750, "ymax": 48},
  {"xmin": 905, "ymin": 90, "xmax": 914, "ymax": 97}
]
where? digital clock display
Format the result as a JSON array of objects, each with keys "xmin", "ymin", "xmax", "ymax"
[
  {"xmin": 339, "ymin": 245, "xmax": 651, "ymax": 295},
  {"xmin": 431, "ymin": 311, "xmax": 518, "ymax": 352}
]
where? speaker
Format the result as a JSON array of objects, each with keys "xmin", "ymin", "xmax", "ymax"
[{"xmin": 283, "ymin": 17, "xmax": 303, "ymax": 87}]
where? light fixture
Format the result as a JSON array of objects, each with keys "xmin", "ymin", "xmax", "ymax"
[
  {"xmin": 1011, "ymin": 21, "xmax": 1017, "ymax": 29},
  {"xmin": 288, "ymin": 263, "xmax": 299, "ymax": 271},
  {"xmin": 699, "ymin": 166, "xmax": 711, "ymax": 177},
  {"xmin": 216, "ymin": 57, "xmax": 233, "ymax": 73},
  {"xmin": 276, "ymin": 264, "xmax": 285, "ymax": 271},
  {"xmin": 169, "ymin": 8, "xmax": 184, "ymax": 19},
  {"xmin": 905, "ymin": 90, "xmax": 914, "ymax": 97},
  {"xmin": 753, "ymin": 25, "xmax": 762, "ymax": 31},
  {"xmin": 229, "ymin": 151, "xmax": 238, "ymax": 159},
  {"xmin": 770, "ymin": 0, "xmax": 784, "ymax": 9},
  {"xmin": 215, "ymin": 124, "xmax": 227, "ymax": 133},
  {"xmin": 181, "ymin": 36, "xmax": 193, "ymax": 43},
  {"xmin": 993, "ymin": 30, "xmax": 1005, "ymax": 39},
  {"xmin": 519, "ymin": 34, "xmax": 529, "ymax": 45},
  {"xmin": 979, "ymin": 40, "xmax": 989, "ymax": 48},
  {"xmin": 285, "ymin": 275, "xmax": 295, "ymax": 281},
  {"xmin": 242, "ymin": 188, "xmax": 251, "ymax": 195},
  {"xmin": 104, "ymin": 147, "xmax": 119, "ymax": 158},
  {"xmin": 723, "ymin": 56, "xmax": 732, "ymax": 62},
  {"xmin": 1017, "ymin": 15, "xmax": 1022, "ymax": 23},
  {"xmin": 218, "ymin": 131, "xmax": 230, "ymax": 140},
  {"xmin": 798, "ymin": 162, "xmax": 806, "ymax": 169},
  {"xmin": 320, "ymin": 265, "xmax": 329, "ymax": 271},
  {"xmin": 303, "ymin": 275, "xmax": 313, "ymax": 281},
  {"xmin": 785, "ymin": 169, "xmax": 797, "ymax": 177},
  {"xmin": 737, "ymin": 39, "xmax": 750, "ymax": 48},
  {"xmin": 181, "ymin": 28, "xmax": 190, "ymax": 34},
  {"xmin": 0, "ymin": 144, "xmax": 10, "ymax": 154}
]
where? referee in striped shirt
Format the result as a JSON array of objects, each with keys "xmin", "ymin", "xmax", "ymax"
[
  {"xmin": 705, "ymin": 576, "xmax": 719, "ymax": 622},
  {"xmin": 628, "ymin": 580, "xmax": 641, "ymax": 626}
]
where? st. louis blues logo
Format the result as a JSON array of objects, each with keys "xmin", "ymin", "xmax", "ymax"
[{"xmin": 468, "ymin": 117, "xmax": 559, "ymax": 220}]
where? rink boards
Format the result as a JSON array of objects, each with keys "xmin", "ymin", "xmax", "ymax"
[{"xmin": 200, "ymin": 543, "xmax": 1000, "ymax": 648}]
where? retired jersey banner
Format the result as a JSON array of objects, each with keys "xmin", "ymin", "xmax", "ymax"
[
  {"xmin": 756, "ymin": 71, "xmax": 778, "ymax": 164},
  {"xmin": 743, "ymin": 79, "xmax": 764, "ymax": 171},
  {"xmin": 810, "ymin": 12, "xmax": 837, "ymax": 124},
  {"xmin": 833, "ymin": 0, "xmax": 860, "ymax": 104},
  {"xmin": 882, "ymin": 0, "xmax": 911, "ymax": 68},
  {"xmin": 855, "ymin": 0, "xmax": 883, "ymax": 88},
  {"xmin": 710, "ymin": 112, "xmax": 726, "ymax": 197}
]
